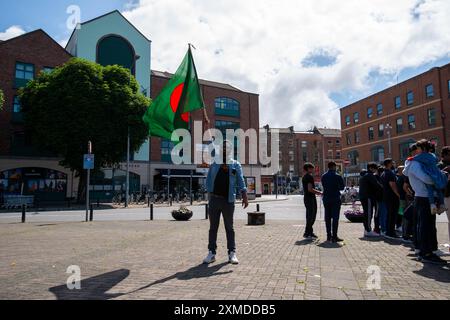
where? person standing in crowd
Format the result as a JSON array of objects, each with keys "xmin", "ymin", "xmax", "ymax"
[
  {"xmin": 302, "ymin": 163, "xmax": 323, "ymax": 239},
  {"xmin": 438, "ymin": 146, "xmax": 450, "ymax": 252},
  {"xmin": 381, "ymin": 159, "xmax": 401, "ymax": 240},
  {"xmin": 396, "ymin": 166, "xmax": 407, "ymax": 233},
  {"xmin": 412, "ymin": 140, "xmax": 447, "ymax": 215},
  {"xmin": 203, "ymin": 140, "xmax": 248, "ymax": 265},
  {"xmin": 401, "ymin": 171, "xmax": 415, "ymax": 243},
  {"xmin": 359, "ymin": 162, "xmax": 383, "ymax": 237},
  {"xmin": 404, "ymin": 140, "xmax": 447, "ymax": 265},
  {"xmin": 321, "ymin": 161, "xmax": 345, "ymax": 243},
  {"xmin": 376, "ymin": 165, "xmax": 387, "ymax": 235}
]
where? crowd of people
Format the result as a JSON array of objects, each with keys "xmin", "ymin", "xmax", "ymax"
[{"xmin": 302, "ymin": 138, "xmax": 450, "ymax": 266}]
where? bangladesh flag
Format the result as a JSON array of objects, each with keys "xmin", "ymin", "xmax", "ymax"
[{"xmin": 143, "ymin": 47, "xmax": 205, "ymax": 141}]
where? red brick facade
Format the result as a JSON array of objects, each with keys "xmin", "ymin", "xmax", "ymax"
[
  {"xmin": 150, "ymin": 71, "xmax": 260, "ymax": 164},
  {"xmin": 0, "ymin": 30, "xmax": 72, "ymax": 156},
  {"xmin": 340, "ymin": 63, "xmax": 450, "ymax": 178}
]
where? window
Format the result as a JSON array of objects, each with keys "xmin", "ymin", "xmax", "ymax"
[
  {"xmin": 407, "ymin": 91, "xmax": 414, "ymax": 105},
  {"xmin": 214, "ymin": 97, "xmax": 240, "ymax": 117},
  {"xmin": 336, "ymin": 139, "xmax": 340, "ymax": 146},
  {"xmin": 368, "ymin": 127, "xmax": 374, "ymax": 140},
  {"xmin": 394, "ymin": 96, "xmax": 401, "ymax": 109},
  {"xmin": 427, "ymin": 108, "xmax": 436, "ymax": 126},
  {"xmin": 161, "ymin": 139, "xmax": 174, "ymax": 162},
  {"xmin": 13, "ymin": 96, "xmax": 21, "ymax": 113},
  {"xmin": 396, "ymin": 118, "xmax": 403, "ymax": 133},
  {"xmin": 378, "ymin": 123, "xmax": 384, "ymax": 137},
  {"xmin": 371, "ymin": 146, "xmax": 385, "ymax": 163},
  {"xmin": 367, "ymin": 107, "xmax": 373, "ymax": 118},
  {"xmin": 376, "ymin": 103, "xmax": 383, "ymax": 115},
  {"xmin": 425, "ymin": 84, "xmax": 434, "ymax": 98},
  {"xmin": 336, "ymin": 151, "xmax": 341, "ymax": 159},
  {"xmin": 353, "ymin": 112, "xmax": 359, "ymax": 124},
  {"xmin": 15, "ymin": 62, "xmax": 34, "ymax": 87},
  {"xmin": 448, "ymin": 80, "xmax": 450, "ymax": 95},
  {"xmin": 327, "ymin": 150, "xmax": 333, "ymax": 159},
  {"xmin": 348, "ymin": 150, "xmax": 359, "ymax": 166},
  {"xmin": 354, "ymin": 131, "xmax": 360, "ymax": 144},
  {"xmin": 345, "ymin": 115, "xmax": 350, "ymax": 126},
  {"xmin": 408, "ymin": 114, "xmax": 415, "ymax": 130},
  {"xmin": 301, "ymin": 141, "xmax": 307, "ymax": 148},
  {"xmin": 327, "ymin": 140, "xmax": 333, "ymax": 147},
  {"xmin": 302, "ymin": 151, "xmax": 307, "ymax": 162},
  {"xmin": 346, "ymin": 133, "xmax": 351, "ymax": 145}
]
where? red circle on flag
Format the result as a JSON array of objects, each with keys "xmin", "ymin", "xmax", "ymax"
[{"xmin": 170, "ymin": 83, "xmax": 189, "ymax": 123}]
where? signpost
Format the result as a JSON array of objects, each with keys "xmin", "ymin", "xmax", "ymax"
[{"xmin": 83, "ymin": 141, "xmax": 94, "ymax": 222}]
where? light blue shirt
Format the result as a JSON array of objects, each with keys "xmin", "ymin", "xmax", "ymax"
[
  {"xmin": 403, "ymin": 159, "xmax": 434, "ymax": 197},
  {"xmin": 206, "ymin": 160, "xmax": 247, "ymax": 203}
]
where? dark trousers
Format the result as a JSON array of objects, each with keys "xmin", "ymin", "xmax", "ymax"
[
  {"xmin": 385, "ymin": 196, "xmax": 399, "ymax": 236},
  {"xmin": 361, "ymin": 197, "xmax": 375, "ymax": 232},
  {"xmin": 323, "ymin": 200, "xmax": 341, "ymax": 238},
  {"xmin": 414, "ymin": 197, "xmax": 438, "ymax": 256},
  {"xmin": 304, "ymin": 196, "xmax": 317, "ymax": 236},
  {"xmin": 208, "ymin": 195, "xmax": 235, "ymax": 254}
]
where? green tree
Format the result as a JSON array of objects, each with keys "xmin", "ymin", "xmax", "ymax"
[
  {"xmin": 20, "ymin": 58, "xmax": 150, "ymax": 202},
  {"xmin": 0, "ymin": 88, "xmax": 4, "ymax": 111}
]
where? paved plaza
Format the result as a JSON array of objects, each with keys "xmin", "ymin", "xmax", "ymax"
[{"xmin": 0, "ymin": 200, "xmax": 449, "ymax": 300}]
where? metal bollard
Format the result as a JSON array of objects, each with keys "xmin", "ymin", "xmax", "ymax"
[
  {"xmin": 21, "ymin": 204, "xmax": 26, "ymax": 223},
  {"xmin": 205, "ymin": 203, "xmax": 209, "ymax": 220},
  {"xmin": 148, "ymin": 197, "xmax": 151, "ymax": 207},
  {"xmin": 150, "ymin": 203, "xmax": 154, "ymax": 221},
  {"xmin": 89, "ymin": 204, "xmax": 93, "ymax": 221},
  {"xmin": 257, "ymin": 204, "xmax": 260, "ymax": 212}
]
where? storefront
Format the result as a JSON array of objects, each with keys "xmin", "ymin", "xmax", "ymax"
[{"xmin": 0, "ymin": 167, "xmax": 67, "ymax": 204}]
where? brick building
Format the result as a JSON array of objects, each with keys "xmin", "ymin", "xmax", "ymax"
[
  {"xmin": 340, "ymin": 63, "xmax": 450, "ymax": 185},
  {"xmin": 0, "ymin": 30, "xmax": 74, "ymax": 203},
  {"xmin": 260, "ymin": 126, "xmax": 342, "ymax": 194},
  {"xmin": 150, "ymin": 70, "xmax": 262, "ymax": 196}
]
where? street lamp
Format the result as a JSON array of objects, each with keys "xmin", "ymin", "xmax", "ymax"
[{"xmin": 386, "ymin": 123, "xmax": 392, "ymax": 158}]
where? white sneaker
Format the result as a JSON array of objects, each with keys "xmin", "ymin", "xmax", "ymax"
[
  {"xmin": 203, "ymin": 251, "xmax": 216, "ymax": 264},
  {"xmin": 364, "ymin": 230, "xmax": 381, "ymax": 237},
  {"xmin": 228, "ymin": 251, "xmax": 239, "ymax": 264}
]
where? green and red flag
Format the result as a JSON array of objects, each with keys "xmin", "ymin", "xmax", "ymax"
[{"xmin": 143, "ymin": 47, "xmax": 205, "ymax": 141}]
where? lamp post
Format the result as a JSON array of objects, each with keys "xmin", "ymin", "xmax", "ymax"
[{"xmin": 386, "ymin": 123, "xmax": 392, "ymax": 158}]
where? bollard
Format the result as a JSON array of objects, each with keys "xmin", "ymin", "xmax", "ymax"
[
  {"xmin": 169, "ymin": 196, "xmax": 173, "ymax": 207},
  {"xmin": 205, "ymin": 203, "xmax": 209, "ymax": 220},
  {"xmin": 150, "ymin": 203, "xmax": 154, "ymax": 221},
  {"xmin": 21, "ymin": 204, "xmax": 26, "ymax": 223},
  {"xmin": 89, "ymin": 204, "xmax": 93, "ymax": 221},
  {"xmin": 148, "ymin": 197, "xmax": 151, "ymax": 207},
  {"xmin": 257, "ymin": 204, "xmax": 260, "ymax": 212}
]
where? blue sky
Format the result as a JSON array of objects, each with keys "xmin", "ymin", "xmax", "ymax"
[
  {"xmin": 0, "ymin": 0, "xmax": 134, "ymax": 44},
  {"xmin": 1, "ymin": 0, "xmax": 449, "ymax": 129}
]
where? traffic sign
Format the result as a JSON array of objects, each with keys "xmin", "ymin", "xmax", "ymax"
[{"xmin": 83, "ymin": 154, "xmax": 95, "ymax": 170}]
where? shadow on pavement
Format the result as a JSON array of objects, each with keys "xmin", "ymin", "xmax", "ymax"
[
  {"xmin": 358, "ymin": 237, "xmax": 383, "ymax": 242},
  {"xmin": 49, "ymin": 268, "xmax": 130, "ymax": 300},
  {"xmin": 127, "ymin": 262, "xmax": 231, "ymax": 295},
  {"xmin": 413, "ymin": 263, "xmax": 450, "ymax": 283},
  {"xmin": 317, "ymin": 241, "xmax": 342, "ymax": 249},
  {"xmin": 295, "ymin": 239, "xmax": 318, "ymax": 246}
]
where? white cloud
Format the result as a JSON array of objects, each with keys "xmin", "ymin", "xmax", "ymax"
[
  {"xmin": 123, "ymin": 0, "xmax": 450, "ymax": 130},
  {"xmin": 0, "ymin": 25, "xmax": 26, "ymax": 41}
]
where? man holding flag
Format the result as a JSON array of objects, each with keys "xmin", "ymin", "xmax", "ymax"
[{"xmin": 142, "ymin": 46, "xmax": 247, "ymax": 265}]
